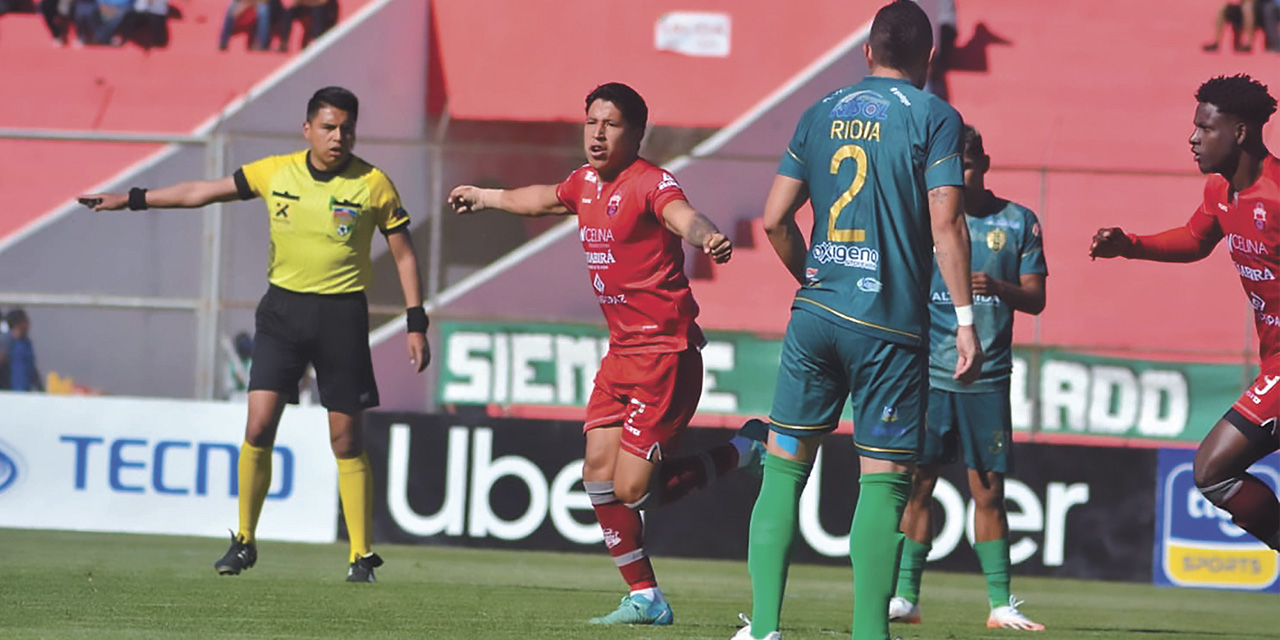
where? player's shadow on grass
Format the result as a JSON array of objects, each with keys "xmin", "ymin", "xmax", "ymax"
[{"xmin": 1074, "ymin": 626, "xmax": 1255, "ymax": 637}]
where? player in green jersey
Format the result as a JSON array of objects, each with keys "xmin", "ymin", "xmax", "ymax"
[
  {"xmin": 888, "ymin": 125, "xmax": 1048, "ymax": 631},
  {"xmin": 732, "ymin": 3, "xmax": 983, "ymax": 639}
]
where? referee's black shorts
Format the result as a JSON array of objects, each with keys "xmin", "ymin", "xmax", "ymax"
[{"xmin": 248, "ymin": 284, "xmax": 379, "ymax": 413}]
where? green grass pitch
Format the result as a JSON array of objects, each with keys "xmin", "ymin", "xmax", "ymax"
[{"xmin": 0, "ymin": 529, "xmax": 1273, "ymax": 639}]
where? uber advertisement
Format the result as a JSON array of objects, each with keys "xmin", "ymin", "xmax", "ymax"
[
  {"xmin": 1154, "ymin": 448, "xmax": 1280, "ymax": 592},
  {"xmin": 364, "ymin": 413, "xmax": 1154, "ymax": 580},
  {"xmin": 0, "ymin": 393, "xmax": 338, "ymax": 543}
]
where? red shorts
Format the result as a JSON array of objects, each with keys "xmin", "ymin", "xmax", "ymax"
[
  {"xmin": 584, "ymin": 348, "xmax": 703, "ymax": 461},
  {"xmin": 1231, "ymin": 355, "xmax": 1280, "ymax": 445}
]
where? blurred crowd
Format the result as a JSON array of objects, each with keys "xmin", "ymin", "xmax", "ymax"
[
  {"xmin": 1204, "ymin": 0, "xmax": 1280, "ymax": 53},
  {"xmin": 0, "ymin": 0, "xmax": 337, "ymax": 51},
  {"xmin": 218, "ymin": 0, "xmax": 336, "ymax": 52}
]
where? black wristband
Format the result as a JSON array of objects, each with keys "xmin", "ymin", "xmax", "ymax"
[
  {"xmin": 128, "ymin": 187, "xmax": 149, "ymax": 211},
  {"xmin": 406, "ymin": 307, "xmax": 429, "ymax": 333}
]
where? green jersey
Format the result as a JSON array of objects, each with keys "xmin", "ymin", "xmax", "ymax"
[
  {"xmin": 929, "ymin": 192, "xmax": 1047, "ymax": 391},
  {"xmin": 778, "ymin": 76, "xmax": 964, "ymax": 346}
]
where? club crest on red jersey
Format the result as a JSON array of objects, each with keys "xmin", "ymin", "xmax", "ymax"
[
  {"xmin": 606, "ymin": 193, "xmax": 622, "ymax": 217},
  {"xmin": 1256, "ymin": 202, "xmax": 1268, "ymax": 231}
]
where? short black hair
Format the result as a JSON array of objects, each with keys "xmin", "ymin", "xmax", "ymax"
[
  {"xmin": 585, "ymin": 83, "xmax": 648, "ymax": 134},
  {"xmin": 1196, "ymin": 74, "xmax": 1276, "ymax": 127},
  {"xmin": 307, "ymin": 86, "xmax": 360, "ymax": 122},
  {"xmin": 868, "ymin": 0, "xmax": 933, "ymax": 71},
  {"xmin": 5, "ymin": 308, "xmax": 27, "ymax": 327},
  {"xmin": 962, "ymin": 124, "xmax": 985, "ymax": 157}
]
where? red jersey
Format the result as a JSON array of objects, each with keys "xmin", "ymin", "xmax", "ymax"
[
  {"xmin": 1189, "ymin": 154, "xmax": 1280, "ymax": 362},
  {"xmin": 555, "ymin": 158, "xmax": 704, "ymax": 354}
]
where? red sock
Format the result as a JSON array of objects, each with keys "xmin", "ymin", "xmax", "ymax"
[
  {"xmin": 1221, "ymin": 473, "xmax": 1280, "ymax": 549},
  {"xmin": 592, "ymin": 501, "xmax": 657, "ymax": 589},
  {"xmin": 659, "ymin": 443, "xmax": 738, "ymax": 506}
]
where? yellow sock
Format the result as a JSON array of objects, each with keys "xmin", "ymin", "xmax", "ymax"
[
  {"xmin": 237, "ymin": 442, "xmax": 273, "ymax": 544},
  {"xmin": 337, "ymin": 453, "xmax": 373, "ymax": 563}
]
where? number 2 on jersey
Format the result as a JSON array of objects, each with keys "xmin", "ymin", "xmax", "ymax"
[{"xmin": 828, "ymin": 144, "xmax": 868, "ymax": 243}]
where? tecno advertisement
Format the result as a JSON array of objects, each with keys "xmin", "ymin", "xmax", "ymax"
[
  {"xmin": 1153, "ymin": 448, "xmax": 1280, "ymax": 592},
  {"xmin": 364, "ymin": 413, "xmax": 1153, "ymax": 580},
  {"xmin": 0, "ymin": 393, "xmax": 338, "ymax": 542}
]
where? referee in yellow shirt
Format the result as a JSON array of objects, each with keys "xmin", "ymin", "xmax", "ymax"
[{"xmin": 81, "ymin": 86, "xmax": 430, "ymax": 583}]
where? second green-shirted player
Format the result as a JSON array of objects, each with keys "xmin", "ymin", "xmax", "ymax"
[{"xmin": 890, "ymin": 125, "xmax": 1049, "ymax": 631}]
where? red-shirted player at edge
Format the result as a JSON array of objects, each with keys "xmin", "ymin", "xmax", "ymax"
[
  {"xmin": 1092, "ymin": 74, "xmax": 1280, "ymax": 552},
  {"xmin": 449, "ymin": 82, "xmax": 768, "ymax": 626}
]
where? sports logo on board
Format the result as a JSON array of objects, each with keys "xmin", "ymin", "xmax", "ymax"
[
  {"xmin": 1153, "ymin": 448, "xmax": 1280, "ymax": 592},
  {"xmin": 0, "ymin": 439, "xmax": 20, "ymax": 494}
]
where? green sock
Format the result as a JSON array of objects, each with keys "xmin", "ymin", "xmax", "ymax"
[
  {"xmin": 747, "ymin": 455, "xmax": 812, "ymax": 638},
  {"xmin": 849, "ymin": 472, "xmax": 911, "ymax": 640},
  {"xmin": 894, "ymin": 537, "xmax": 931, "ymax": 604},
  {"xmin": 974, "ymin": 538, "xmax": 1011, "ymax": 609}
]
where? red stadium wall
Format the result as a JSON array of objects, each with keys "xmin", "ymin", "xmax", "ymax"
[
  {"xmin": 698, "ymin": 0, "xmax": 1279, "ymax": 363},
  {"xmin": 0, "ymin": 0, "xmax": 375, "ymax": 245}
]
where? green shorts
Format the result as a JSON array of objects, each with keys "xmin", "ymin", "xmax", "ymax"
[
  {"xmin": 920, "ymin": 382, "xmax": 1013, "ymax": 473},
  {"xmin": 768, "ymin": 308, "xmax": 926, "ymax": 461}
]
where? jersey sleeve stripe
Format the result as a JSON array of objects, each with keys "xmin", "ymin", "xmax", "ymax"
[
  {"xmin": 786, "ymin": 148, "xmax": 805, "ymax": 165},
  {"xmin": 925, "ymin": 152, "xmax": 961, "ymax": 172}
]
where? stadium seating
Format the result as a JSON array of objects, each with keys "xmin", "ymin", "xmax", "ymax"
[{"xmin": 0, "ymin": 0, "xmax": 372, "ymax": 244}]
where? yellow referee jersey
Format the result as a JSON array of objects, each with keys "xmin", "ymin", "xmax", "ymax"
[{"xmin": 234, "ymin": 150, "xmax": 411, "ymax": 294}]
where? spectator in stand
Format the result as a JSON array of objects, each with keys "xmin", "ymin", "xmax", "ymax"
[
  {"xmin": 5, "ymin": 309, "xmax": 43, "ymax": 393},
  {"xmin": 132, "ymin": 0, "xmax": 169, "ymax": 48},
  {"xmin": 219, "ymin": 0, "xmax": 276, "ymax": 51},
  {"xmin": 222, "ymin": 331, "xmax": 254, "ymax": 400},
  {"xmin": 1204, "ymin": 0, "xmax": 1265, "ymax": 52},
  {"xmin": 40, "ymin": 0, "xmax": 77, "ymax": 45},
  {"xmin": 276, "ymin": 0, "xmax": 335, "ymax": 52},
  {"xmin": 88, "ymin": 0, "xmax": 133, "ymax": 46},
  {"xmin": 1262, "ymin": 0, "xmax": 1280, "ymax": 52}
]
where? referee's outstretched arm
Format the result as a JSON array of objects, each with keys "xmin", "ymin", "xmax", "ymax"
[{"xmin": 80, "ymin": 177, "xmax": 241, "ymax": 211}]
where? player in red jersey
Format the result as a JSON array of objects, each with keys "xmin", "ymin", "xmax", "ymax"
[
  {"xmin": 1092, "ymin": 74, "xmax": 1280, "ymax": 551},
  {"xmin": 449, "ymin": 82, "xmax": 767, "ymax": 625}
]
